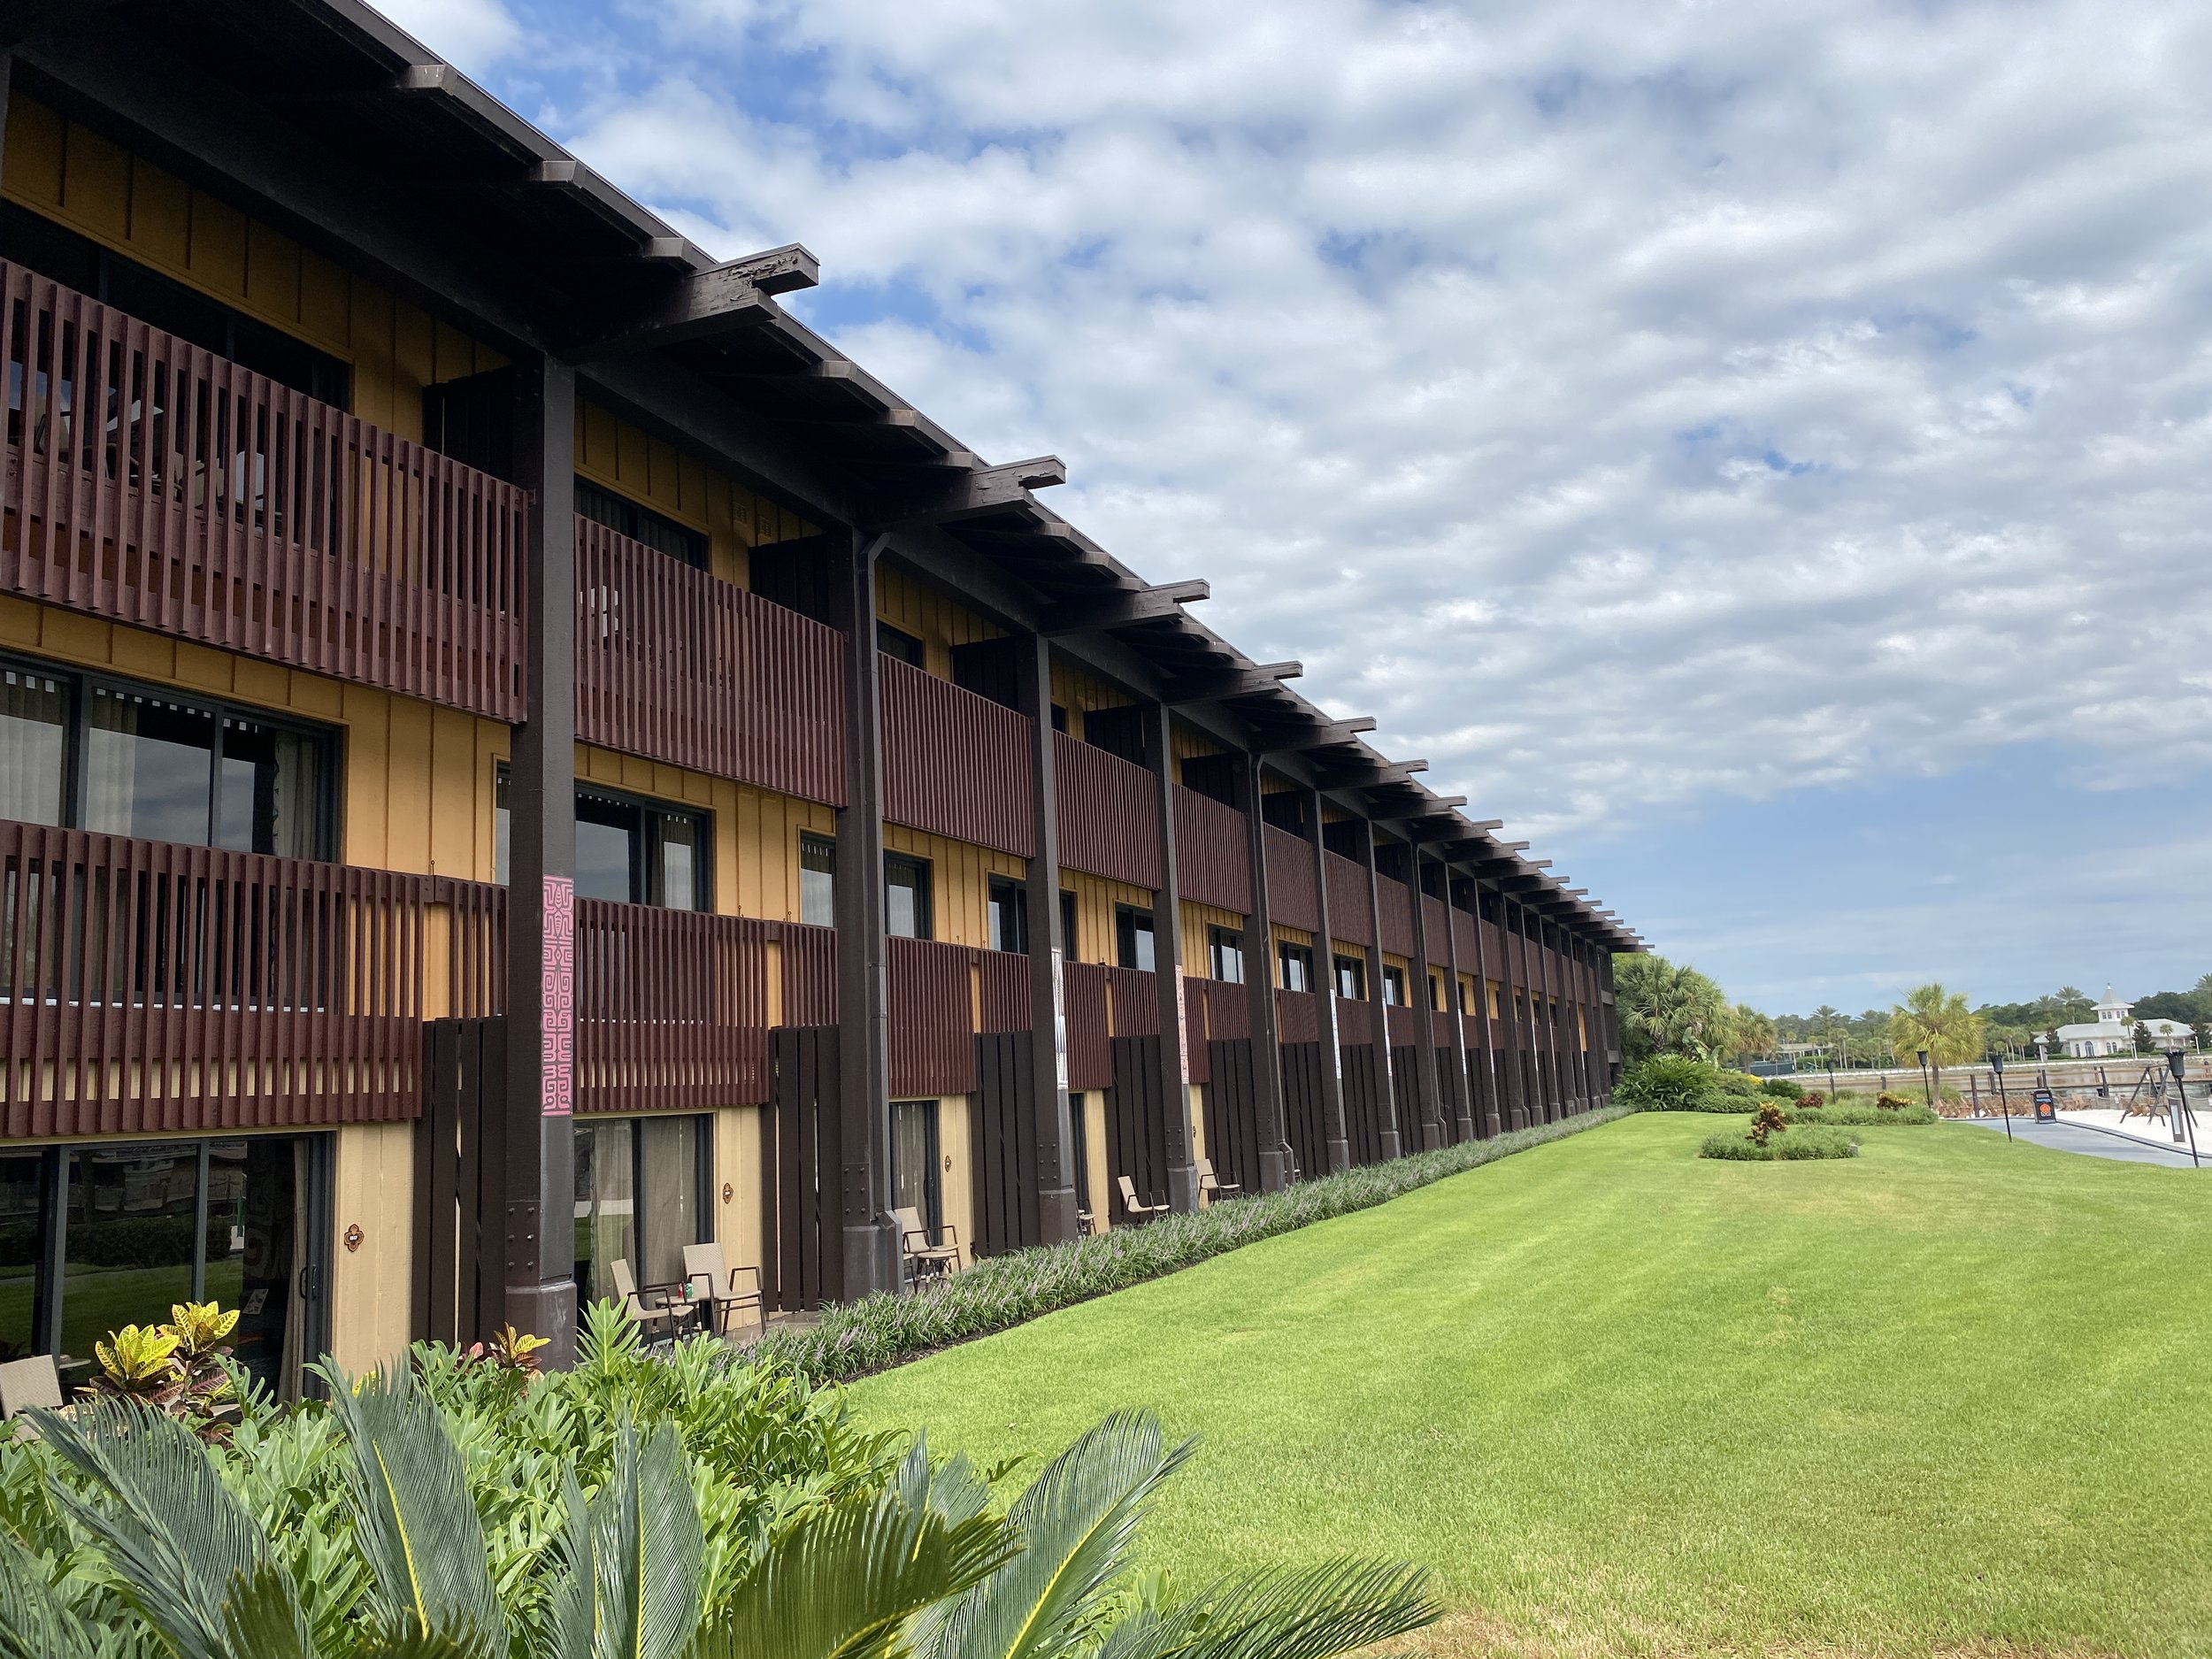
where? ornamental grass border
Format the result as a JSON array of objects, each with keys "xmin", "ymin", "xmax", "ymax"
[{"xmin": 737, "ymin": 1107, "xmax": 1630, "ymax": 1383}]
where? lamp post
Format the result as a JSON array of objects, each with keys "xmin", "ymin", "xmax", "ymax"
[
  {"xmin": 2167, "ymin": 1049, "xmax": 2200, "ymax": 1167},
  {"xmin": 1989, "ymin": 1050, "xmax": 2013, "ymax": 1142},
  {"xmin": 1917, "ymin": 1047, "xmax": 1932, "ymax": 1110}
]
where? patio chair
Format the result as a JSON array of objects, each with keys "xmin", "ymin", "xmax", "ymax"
[
  {"xmin": 610, "ymin": 1258, "xmax": 702, "ymax": 1347},
  {"xmin": 681, "ymin": 1240, "xmax": 765, "ymax": 1339},
  {"xmin": 893, "ymin": 1205, "xmax": 962, "ymax": 1287},
  {"xmin": 1117, "ymin": 1175, "xmax": 1169, "ymax": 1222},
  {"xmin": 1196, "ymin": 1157, "xmax": 1240, "ymax": 1201},
  {"xmin": 0, "ymin": 1356, "xmax": 61, "ymax": 1437}
]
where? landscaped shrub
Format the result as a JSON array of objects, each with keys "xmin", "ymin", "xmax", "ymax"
[
  {"xmin": 1797, "ymin": 1089, "xmax": 1827, "ymax": 1110},
  {"xmin": 1700, "ymin": 1126, "xmax": 1860, "ymax": 1161},
  {"xmin": 1788, "ymin": 1102, "xmax": 1937, "ymax": 1126},
  {"xmin": 1717, "ymin": 1071, "xmax": 1764, "ymax": 1098},
  {"xmin": 1876, "ymin": 1091, "xmax": 1914, "ymax": 1110},
  {"xmin": 1616, "ymin": 1053, "xmax": 1720, "ymax": 1110},
  {"xmin": 741, "ymin": 1109, "xmax": 1629, "ymax": 1384},
  {"xmin": 1747, "ymin": 1101, "xmax": 1789, "ymax": 1147},
  {"xmin": 1760, "ymin": 1076, "xmax": 1805, "ymax": 1101}
]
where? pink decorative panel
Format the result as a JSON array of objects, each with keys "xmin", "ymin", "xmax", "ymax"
[{"xmin": 541, "ymin": 875, "xmax": 574, "ymax": 1117}]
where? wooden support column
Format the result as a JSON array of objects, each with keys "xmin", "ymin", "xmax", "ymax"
[
  {"xmin": 1015, "ymin": 636, "xmax": 1080, "ymax": 1242},
  {"xmin": 1148, "ymin": 704, "xmax": 1202, "ymax": 1211},
  {"xmin": 502, "ymin": 356, "xmax": 579, "ymax": 1363},
  {"xmin": 1499, "ymin": 896, "xmax": 1532, "ymax": 1129},
  {"xmin": 1240, "ymin": 754, "xmax": 1288, "ymax": 1191},
  {"xmin": 1360, "ymin": 823, "xmax": 1403, "ymax": 1163},
  {"xmin": 1524, "ymin": 906, "xmax": 1555, "ymax": 1122},
  {"xmin": 833, "ymin": 533, "xmax": 895, "ymax": 1299},
  {"xmin": 1305, "ymin": 787, "xmax": 1351, "ymax": 1173},
  {"xmin": 1466, "ymin": 874, "xmax": 1503, "ymax": 1138},
  {"xmin": 1432, "ymin": 852, "xmax": 1477, "ymax": 1143},
  {"xmin": 1403, "ymin": 848, "xmax": 1448, "ymax": 1151},
  {"xmin": 1580, "ymin": 938, "xmax": 1602, "ymax": 1108}
]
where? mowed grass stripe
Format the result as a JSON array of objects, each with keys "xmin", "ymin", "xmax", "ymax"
[{"xmin": 853, "ymin": 1115, "xmax": 2212, "ymax": 1657}]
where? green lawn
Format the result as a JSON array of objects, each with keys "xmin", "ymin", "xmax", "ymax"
[{"xmin": 853, "ymin": 1114, "xmax": 2212, "ymax": 1657}]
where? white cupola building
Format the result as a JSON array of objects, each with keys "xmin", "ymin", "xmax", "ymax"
[{"xmin": 2054, "ymin": 986, "xmax": 2196, "ymax": 1057}]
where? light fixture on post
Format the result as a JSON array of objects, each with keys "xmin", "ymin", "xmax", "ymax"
[
  {"xmin": 1988, "ymin": 1049, "xmax": 2013, "ymax": 1142},
  {"xmin": 2167, "ymin": 1049, "xmax": 2200, "ymax": 1167},
  {"xmin": 1917, "ymin": 1047, "xmax": 1932, "ymax": 1111}
]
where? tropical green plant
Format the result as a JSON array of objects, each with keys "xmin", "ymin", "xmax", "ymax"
[
  {"xmin": 1747, "ymin": 1102, "xmax": 1788, "ymax": 1148},
  {"xmin": 1614, "ymin": 1053, "xmax": 1720, "ymax": 1111},
  {"xmin": 1699, "ymin": 1127, "xmax": 1859, "ymax": 1162},
  {"xmin": 1758, "ymin": 1077, "xmax": 1804, "ymax": 1102},
  {"xmin": 4, "ymin": 1376, "xmax": 1438, "ymax": 1659},
  {"xmin": 1613, "ymin": 956, "xmax": 1732, "ymax": 1064},
  {"xmin": 1886, "ymin": 984, "xmax": 1985, "ymax": 1071}
]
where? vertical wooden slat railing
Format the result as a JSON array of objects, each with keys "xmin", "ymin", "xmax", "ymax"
[
  {"xmin": 1377, "ymin": 878, "xmax": 1415, "ymax": 956},
  {"xmin": 575, "ymin": 518, "xmax": 846, "ymax": 805},
  {"xmin": 0, "ymin": 820, "xmax": 423, "ymax": 1136},
  {"xmin": 572, "ymin": 902, "xmax": 777, "ymax": 1110},
  {"xmin": 1325, "ymin": 851, "xmax": 1372, "ymax": 945},
  {"xmin": 975, "ymin": 948, "xmax": 1032, "ymax": 1033},
  {"xmin": 1064, "ymin": 961, "xmax": 1112, "ymax": 1090},
  {"xmin": 885, "ymin": 933, "xmax": 979, "ymax": 1096},
  {"xmin": 1054, "ymin": 733, "xmax": 1160, "ymax": 889},
  {"xmin": 1263, "ymin": 825, "xmax": 1317, "ymax": 933},
  {"xmin": 0, "ymin": 263, "xmax": 526, "ymax": 719},
  {"xmin": 879, "ymin": 659, "xmax": 1033, "ymax": 856}
]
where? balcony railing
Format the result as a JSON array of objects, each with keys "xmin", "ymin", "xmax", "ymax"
[
  {"xmin": 0, "ymin": 263, "xmax": 527, "ymax": 720},
  {"xmin": 1053, "ymin": 733, "xmax": 1157, "ymax": 889},
  {"xmin": 0, "ymin": 819, "xmax": 425, "ymax": 1137},
  {"xmin": 880, "ymin": 659, "xmax": 1033, "ymax": 857},
  {"xmin": 576, "ymin": 519, "xmax": 846, "ymax": 805}
]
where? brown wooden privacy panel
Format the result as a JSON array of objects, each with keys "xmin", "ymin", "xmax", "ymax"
[
  {"xmin": 0, "ymin": 264, "xmax": 526, "ymax": 720},
  {"xmin": 1190, "ymin": 977, "xmax": 1249, "ymax": 1042},
  {"xmin": 1102, "ymin": 964, "xmax": 1159, "ymax": 1038},
  {"xmin": 1064, "ymin": 960, "xmax": 1112, "ymax": 1089},
  {"xmin": 0, "ymin": 821, "xmax": 423, "ymax": 1137},
  {"xmin": 1276, "ymin": 987, "xmax": 1319, "ymax": 1044},
  {"xmin": 1377, "ymin": 878, "xmax": 1414, "ymax": 956},
  {"xmin": 1054, "ymin": 732, "xmax": 1159, "ymax": 889},
  {"xmin": 1171, "ymin": 787, "xmax": 1248, "ymax": 913},
  {"xmin": 886, "ymin": 933, "xmax": 978, "ymax": 1096},
  {"xmin": 1451, "ymin": 908, "xmax": 1479, "ymax": 972},
  {"xmin": 576, "ymin": 519, "xmax": 844, "ymax": 806},
  {"xmin": 1431, "ymin": 1010, "xmax": 1458, "ymax": 1052},
  {"xmin": 975, "ymin": 949, "xmax": 1031, "ymax": 1033},
  {"xmin": 880, "ymin": 658, "xmax": 1033, "ymax": 856},
  {"xmin": 1325, "ymin": 852, "xmax": 1373, "ymax": 945},
  {"xmin": 764, "ymin": 1025, "xmax": 843, "ymax": 1310},
  {"xmin": 1386, "ymin": 1004, "xmax": 1418, "ymax": 1048},
  {"xmin": 1262, "ymin": 825, "xmax": 1317, "ymax": 932}
]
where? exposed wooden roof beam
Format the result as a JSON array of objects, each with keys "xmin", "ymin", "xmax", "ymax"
[
  {"xmin": 1042, "ymin": 580, "xmax": 1208, "ymax": 635},
  {"xmin": 569, "ymin": 250, "xmax": 813, "ymax": 360},
  {"xmin": 1165, "ymin": 661, "xmax": 1302, "ymax": 703},
  {"xmin": 870, "ymin": 455, "xmax": 1066, "ymax": 529},
  {"xmin": 1254, "ymin": 716, "xmax": 1375, "ymax": 753}
]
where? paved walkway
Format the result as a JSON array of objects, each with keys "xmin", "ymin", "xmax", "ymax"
[{"xmin": 1958, "ymin": 1115, "xmax": 2208, "ymax": 1168}]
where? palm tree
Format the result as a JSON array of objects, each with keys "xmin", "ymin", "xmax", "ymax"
[
  {"xmin": 1613, "ymin": 955, "xmax": 1731, "ymax": 1063},
  {"xmin": 1731, "ymin": 1005, "xmax": 1778, "ymax": 1064},
  {"xmin": 1885, "ymin": 983, "xmax": 1985, "ymax": 1071},
  {"xmin": 6, "ymin": 1373, "xmax": 1436, "ymax": 1659}
]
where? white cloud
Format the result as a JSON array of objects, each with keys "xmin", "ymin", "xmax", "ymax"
[
  {"xmin": 373, "ymin": 0, "xmax": 524, "ymax": 73},
  {"xmin": 518, "ymin": 0, "xmax": 2212, "ymax": 859}
]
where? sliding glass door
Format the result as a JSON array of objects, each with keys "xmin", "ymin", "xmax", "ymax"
[{"xmin": 572, "ymin": 1116, "xmax": 710, "ymax": 1303}]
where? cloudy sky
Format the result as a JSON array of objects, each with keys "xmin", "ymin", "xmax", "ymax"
[{"xmin": 387, "ymin": 0, "xmax": 2212, "ymax": 1015}]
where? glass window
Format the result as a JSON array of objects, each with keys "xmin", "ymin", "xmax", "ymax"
[
  {"xmin": 1430, "ymin": 972, "xmax": 1445, "ymax": 1012},
  {"xmin": 0, "ymin": 1150, "xmax": 52, "ymax": 1363},
  {"xmin": 1381, "ymin": 964, "xmax": 1408, "ymax": 1008},
  {"xmin": 890, "ymin": 1100, "xmax": 942, "ymax": 1242},
  {"xmin": 637, "ymin": 1117, "xmax": 704, "ymax": 1288},
  {"xmin": 886, "ymin": 853, "xmax": 933, "ymax": 940},
  {"xmin": 1059, "ymin": 890, "xmax": 1079, "ymax": 957},
  {"xmin": 1209, "ymin": 926, "xmax": 1244, "ymax": 984},
  {"xmin": 657, "ymin": 813, "xmax": 701, "ymax": 911},
  {"xmin": 0, "ymin": 664, "xmax": 68, "ymax": 826},
  {"xmin": 575, "ymin": 478, "xmax": 710, "ymax": 570},
  {"xmin": 218, "ymin": 716, "xmax": 324, "ymax": 858},
  {"xmin": 800, "ymin": 833, "xmax": 837, "ymax": 927},
  {"xmin": 572, "ymin": 1117, "xmax": 708, "ymax": 1305},
  {"xmin": 497, "ymin": 775, "xmax": 709, "ymax": 909},
  {"xmin": 202, "ymin": 1138, "xmax": 307, "ymax": 1397},
  {"xmin": 1069, "ymin": 1094, "xmax": 1093, "ymax": 1221},
  {"xmin": 574, "ymin": 793, "xmax": 641, "ymax": 904},
  {"xmin": 58, "ymin": 1143, "xmax": 204, "ymax": 1380},
  {"xmin": 572, "ymin": 1118, "xmax": 634, "ymax": 1303},
  {"xmin": 1278, "ymin": 941, "xmax": 1313, "ymax": 994},
  {"xmin": 987, "ymin": 875, "xmax": 1028, "ymax": 955},
  {"xmin": 1115, "ymin": 905, "xmax": 1156, "ymax": 972},
  {"xmin": 877, "ymin": 623, "xmax": 926, "ymax": 668},
  {"xmin": 84, "ymin": 687, "xmax": 216, "ymax": 845},
  {"xmin": 1334, "ymin": 953, "xmax": 1366, "ymax": 1001}
]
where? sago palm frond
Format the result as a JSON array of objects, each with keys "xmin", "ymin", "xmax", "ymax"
[
  {"xmin": 541, "ymin": 1472, "xmax": 597, "ymax": 1659},
  {"xmin": 326, "ymin": 1363, "xmax": 504, "ymax": 1649},
  {"xmin": 696, "ymin": 1482, "xmax": 1018, "ymax": 1659},
  {"xmin": 0, "ymin": 1530, "xmax": 99, "ymax": 1659},
  {"xmin": 31, "ymin": 1397, "xmax": 313, "ymax": 1659},
  {"xmin": 891, "ymin": 1431, "xmax": 994, "ymax": 1527},
  {"xmin": 914, "ymin": 1409, "xmax": 1198, "ymax": 1659},
  {"xmin": 1094, "ymin": 1558, "xmax": 1438, "ymax": 1659},
  {"xmin": 587, "ymin": 1423, "xmax": 703, "ymax": 1659}
]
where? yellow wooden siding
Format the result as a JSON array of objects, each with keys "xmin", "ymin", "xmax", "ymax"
[
  {"xmin": 938, "ymin": 1098, "xmax": 975, "ymax": 1269},
  {"xmin": 1048, "ymin": 657, "xmax": 1134, "ymax": 741},
  {"xmin": 328, "ymin": 1121, "xmax": 415, "ymax": 1377},
  {"xmin": 712, "ymin": 1106, "xmax": 766, "ymax": 1289},
  {"xmin": 875, "ymin": 564, "xmax": 1003, "ymax": 681},
  {"xmin": 1077, "ymin": 1090, "xmax": 1110, "ymax": 1228},
  {"xmin": 574, "ymin": 399, "xmax": 818, "ymax": 590},
  {"xmin": 1170, "ymin": 718, "xmax": 1225, "ymax": 762},
  {"xmin": 1178, "ymin": 899, "xmax": 1244, "ymax": 976},
  {"xmin": 3, "ymin": 96, "xmax": 502, "ymax": 442},
  {"xmin": 880, "ymin": 825, "xmax": 1025, "ymax": 949}
]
